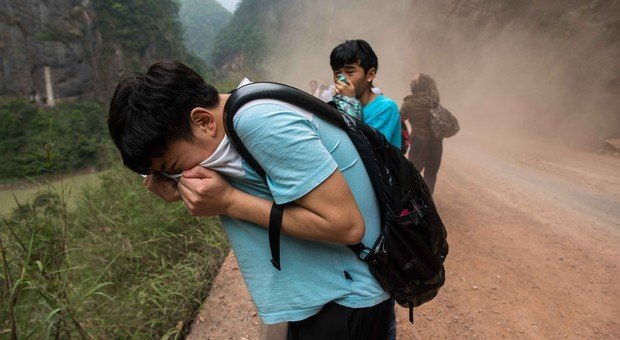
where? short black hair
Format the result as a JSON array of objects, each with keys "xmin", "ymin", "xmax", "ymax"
[
  {"xmin": 108, "ymin": 61, "xmax": 219, "ymax": 174},
  {"xmin": 329, "ymin": 39, "xmax": 379, "ymax": 73}
]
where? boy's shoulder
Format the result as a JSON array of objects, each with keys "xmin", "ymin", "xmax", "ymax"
[
  {"xmin": 234, "ymin": 99, "xmax": 313, "ymax": 126},
  {"xmin": 365, "ymin": 95, "xmax": 399, "ymax": 113},
  {"xmin": 377, "ymin": 95, "xmax": 399, "ymax": 108}
]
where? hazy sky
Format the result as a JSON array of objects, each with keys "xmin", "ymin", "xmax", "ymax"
[{"xmin": 216, "ymin": 0, "xmax": 240, "ymax": 12}]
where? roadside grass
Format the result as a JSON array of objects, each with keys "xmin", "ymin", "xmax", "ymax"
[{"xmin": 0, "ymin": 165, "xmax": 229, "ymax": 338}]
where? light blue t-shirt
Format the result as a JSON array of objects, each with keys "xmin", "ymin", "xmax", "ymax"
[
  {"xmin": 219, "ymin": 100, "xmax": 389, "ymax": 324},
  {"xmin": 362, "ymin": 95, "xmax": 402, "ymax": 149}
]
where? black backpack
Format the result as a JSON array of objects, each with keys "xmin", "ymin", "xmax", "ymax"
[{"xmin": 223, "ymin": 82, "xmax": 449, "ymax": 322}]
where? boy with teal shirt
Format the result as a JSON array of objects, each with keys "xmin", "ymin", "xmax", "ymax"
[
  {"xmin": 331, "ymin": 39, "xmax": 402, "ymax": 339},
  {"xmin": 330, "ymin": 39, "xmax": 401, "ymax": 149}
]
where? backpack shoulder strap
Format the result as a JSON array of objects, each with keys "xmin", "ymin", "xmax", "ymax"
[
  {"xmin": 223, "ymin": 82, "xmax": 345, "ymax": 178},
  {"xmin": 223, "ymin": 82, "xmax": 371, "ymax": 265}
]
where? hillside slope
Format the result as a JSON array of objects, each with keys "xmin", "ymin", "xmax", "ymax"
[{"xmin": 179, "ymin": 0, "xmax": 232, "ymax": 64}]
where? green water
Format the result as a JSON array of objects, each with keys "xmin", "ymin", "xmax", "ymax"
[{"xmin": 0, "ymin": 172, "xmax": 105, "ymax": 215}]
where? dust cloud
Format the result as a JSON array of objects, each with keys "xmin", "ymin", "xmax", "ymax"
[{"xmin": 261, "ymin": 1, "xmax": 620, "ymax": 147}]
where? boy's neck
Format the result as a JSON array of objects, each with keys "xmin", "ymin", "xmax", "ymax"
[
  {"xmin": 359, "ymin": 88, "xmax": 378, "ymax": 107},
  {"xmin": 213, "ymin": 93, "xmax": 230, "ymax": 142}
]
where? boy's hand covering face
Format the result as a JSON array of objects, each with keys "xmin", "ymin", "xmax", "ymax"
[
  {"xmin": 177, "ymin": 166, "xmax": 236, "ymax": 216},
  {"xmin": 144, "ymin": 172, "xmax": 182, "ymax": 202},
  {"xmin": 334, "ymin": 74, "xmax": 356, "ymax": 98}
]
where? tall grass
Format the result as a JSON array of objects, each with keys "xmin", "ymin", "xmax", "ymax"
[{"xmin": 0, "ymin": 166, "xmax": 228, "ymax": 338}]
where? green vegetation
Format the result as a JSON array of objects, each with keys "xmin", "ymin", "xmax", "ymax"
[
  {"xmin": 0, "ymin": 90, "xmax": 231, "ymax": 337},
  {"xmin": 1, "ymin": 1, "xmax": 237, "ymax": 338},
  {"xmin": 0, "ymin": 166, "xmax": 228, "ymax": 338},
  {"xmin": 179, "ymin": 0, "xmax": 232, "ymax": 64},
  {"xmin": 95, "ymin": 0, "xmax": 183, "ymax": 53},
  {"xmin": 0, "ymin": 100, "xmax": 111, "ymax": 180},
  {"xmin": 34, "ymin": 32, "xmax": 54, "ymax": 42},
  {"xmin": 94, "ymin": 0, "xmax": 206, "ymax": 74},
  {"xmin": 212, "ymin": 0, "xmax": 280, "ymax": 79}
]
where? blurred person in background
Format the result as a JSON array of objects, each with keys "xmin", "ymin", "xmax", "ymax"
[
  {"xmin": 319, "ymin": 84, "xmax": 334, "ymax": 102},
  {"xmin": 309, "ymin": 79, "xmax": 320, "ymax": 97},
  {"xmin": 400, "ymin": 73, "xmax": 442, "ymax": 193}
]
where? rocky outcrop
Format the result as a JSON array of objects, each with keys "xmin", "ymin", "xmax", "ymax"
[
  {"xmin": 0, "ymin": 0, "xmax": 104, "ymax": 103},
  {"xmin": 0, "ymin": 0, "xmax": 196, "ymax": 104}
]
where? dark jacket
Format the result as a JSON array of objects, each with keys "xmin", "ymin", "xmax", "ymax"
[{"xmin": 400, "ymin": 74, "xmax": 440, "ymax": 138}]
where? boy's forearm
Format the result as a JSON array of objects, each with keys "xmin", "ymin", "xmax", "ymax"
[{"xmin": 225, "ymin": 189, "xmax": 360, "ymax": 244}]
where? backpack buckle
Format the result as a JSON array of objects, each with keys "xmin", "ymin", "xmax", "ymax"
[
  {"xmin": 357, "ymin": 247, "xmax": 372, "ymax": 261},
  {"xmin": 412, "ymin": 198, "xmax": 426, "ymax": 218}
]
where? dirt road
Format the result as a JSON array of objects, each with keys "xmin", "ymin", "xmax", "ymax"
[{"xmin": 188, "ymin": 132, "xmax": 620, "ymax": 339}]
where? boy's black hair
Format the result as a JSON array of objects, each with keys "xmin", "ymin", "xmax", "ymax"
[
  {"xmin": 108, "ymin": 61, "xmax": 219, "ymax": 174},
  {"xmin": 329, "ymin": 39, "xmax": 379, "ymax": 74}
]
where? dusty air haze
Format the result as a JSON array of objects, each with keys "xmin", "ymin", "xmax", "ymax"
[{"xmin": 262, "ymin": 1, "xmax": 619, "ymax": 146}]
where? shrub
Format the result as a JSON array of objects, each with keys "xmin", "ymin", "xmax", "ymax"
[{"xmin": 0, "ymin": 100, "xmax": 112, "ymax": 180}]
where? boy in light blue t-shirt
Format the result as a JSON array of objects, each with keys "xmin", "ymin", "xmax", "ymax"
[{"xmin": 107, "ymin": 61, "xmax": 392, "ymax": 339}]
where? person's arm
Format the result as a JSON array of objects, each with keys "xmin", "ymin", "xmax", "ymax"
[
  {"xmin": 400, "ymin": 101, "xmax": 414, "ymax": 121},
  {"xmin": 177, "ymin": 166, "xmax": 364, "ymax": 244},
  {"xmin": 180, "ymin": 105, "xmax": 366, "ymax": 244}
]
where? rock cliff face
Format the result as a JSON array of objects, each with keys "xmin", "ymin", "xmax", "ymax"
[
  {"xmin": 0, "ymin": 0, "xmax": 194, "ymax": 104},
  {"xmin": 0, "ymin": 0, "xmax": 103, "ymax": 103}
]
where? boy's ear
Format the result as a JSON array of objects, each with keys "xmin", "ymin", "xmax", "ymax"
[
  {"xmin": 189, "ymin": 107, "xmax": 217, "ymax": 137},
  {"xmin": 366, "ymin": 68, "xmax": 376, "ymax": 83}
]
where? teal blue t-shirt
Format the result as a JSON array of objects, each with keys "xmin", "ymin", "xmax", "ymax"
[
  {"xmin": 362, "ymin": 95, "xmax": 402, "ymax": 149},
  {"xmin": 220, "ymin": 100, "xmax": 389, "ymax": 324}
]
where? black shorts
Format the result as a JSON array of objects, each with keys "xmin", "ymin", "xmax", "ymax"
[{"xmin": 287, "ymin": 299, "xmax": 392, "ymax": 340}]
